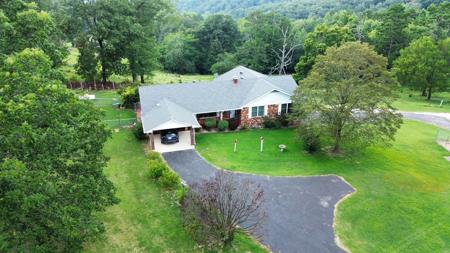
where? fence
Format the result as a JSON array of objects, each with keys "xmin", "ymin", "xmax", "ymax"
[
  {"xmin": 104, "ymin": 118, "xmax": 137, "ymax": 128},
  {"xmin": 67, "ymin": 81, "xmax": 126, "ymax": 90}
]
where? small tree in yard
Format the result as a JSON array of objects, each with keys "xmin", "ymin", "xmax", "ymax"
[
  {"xmin": 292, "ymin": 42, "xmax": 402, "ymax": 153},
  {"xmin": 182, "ymin": 171, "xmax": 265, "ymax": 249}
]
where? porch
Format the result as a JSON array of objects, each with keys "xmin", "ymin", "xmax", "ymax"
[{"xmin": 196, "ymin": 109, "xmax": 242, "ymax": 130}]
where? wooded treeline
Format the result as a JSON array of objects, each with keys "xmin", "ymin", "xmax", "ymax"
[
  {"xmin": 1, "ymin": 0, "xmax": 449, "ymax": 91},
  {"xmin": 177, "ymin": 0, "xmax": 444, "ymax": 19}
]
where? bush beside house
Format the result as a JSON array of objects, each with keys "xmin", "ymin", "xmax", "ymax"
[{"xmin": 218, "ymin": 120, "xmax": 229, "ymax": 131}]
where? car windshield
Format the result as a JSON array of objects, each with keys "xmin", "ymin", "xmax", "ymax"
[{"xmin": 166, "ymin": 133, "xmax": 176, "ymax": 137}]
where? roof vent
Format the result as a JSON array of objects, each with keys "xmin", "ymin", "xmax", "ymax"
[
  {"xmin": 232, "ymin": 75, "xmax": 239, "ymax": 84},
  {"xmin": 156, "ymin": 103, "xmax": 160, "ymax": 107}
]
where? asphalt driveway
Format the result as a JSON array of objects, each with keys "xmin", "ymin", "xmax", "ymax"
[
  {"xmin": 162, "ymin": 150, "xmax": 354, "ymax": 253},
  {"xmin": 401, "ymin": 112, "xmax": 450, "ymax": 130}
]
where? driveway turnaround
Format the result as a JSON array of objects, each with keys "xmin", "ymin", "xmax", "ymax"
[{"xmin": 162, "ymin": 150, "xmax": 354, "ymax": 253}]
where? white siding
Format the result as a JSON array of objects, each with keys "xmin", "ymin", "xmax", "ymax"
[
  {"xmin": 245, "ymin": 91, "xmax": 291, "ymax": 118},
  {"xmin": 153, "ymin": 120, "xmax": 191, "ymax": 132},
  {"xmin": 245, "ymin": 91, "xmax": 291, "ymax": 107}
]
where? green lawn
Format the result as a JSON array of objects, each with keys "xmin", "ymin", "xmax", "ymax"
[
  {"xmin": 74, "ymin": 90, "xmax": 136, "ymax": 127},
  {"xmin": 82, "ymin": 130, "xmax": 265, "ymax": 252},
  {"xmin": 394, "ymin": 88, "xmax": 450, "ymax": 112},
  {"xmin": 196, "ymin": 121, "xmax": 450, "ymax": 252}
]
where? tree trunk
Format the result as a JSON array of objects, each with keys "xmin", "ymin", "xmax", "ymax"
[
  {"xmin": 427, "ymin": 87, "xmax": 432, "ymax": 100},
  {"xmin": 332, "ymin": 128, "xmax": 342, "ymax": 153},
  {"xmin": 97, "ymin": 38, "xmax": 107, "ymax": 84},
  {"xmin": 140, "ymin": 74, "xmax": 145, "ymax": 84},
  {"xmin": 101, "ymin": 64, "xmax": 107, "ymax": 84},
  {"xmin": 132, "ymin": 73, "xmax": 137, "ymax": 83},
  {"xmin": 421, "ymin": 89, "xmax": 427, "ymax": 96}
]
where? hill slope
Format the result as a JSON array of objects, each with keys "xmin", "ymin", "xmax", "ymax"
[{"xmin": 176, "ymin": 0, "xmax": 441, "ymax": 18}]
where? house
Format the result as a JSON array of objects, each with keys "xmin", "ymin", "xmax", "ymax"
[{"xmin": 139, "ymin": 66, "xmax": 297, "ymax": 152}]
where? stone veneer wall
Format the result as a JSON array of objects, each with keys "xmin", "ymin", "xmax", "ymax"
[
  {"xmin": 240, "ymin": 104, "xmax": 279, "ymax": 128},
  {"xmin": 267, "ymin": 104, "xmax": 278, "ymax": 118}
]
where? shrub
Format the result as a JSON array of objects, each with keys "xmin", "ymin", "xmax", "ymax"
[
  {"xmin": 262, "ymin": 116, "xmax": 276, "ymax": 128},
  {"xmin": 149, "ymin": 161, "xmax": 169, "ymax": 179},
  {"xmin": 147, "ymin": 151, "xmax": 160, "ymax": 161},
  {"xmin": 133, "ymin": 122, "xmax": 146, "ymax": 140},
  {"xmin": 204, "ymin": 118, "xmax": 217, "ymax": 129},
  {"xmin": 175, "ymin": 186, "xmax": 188, "ymax": 204},
  {"xmin": 299, "ymin": 124, "xmax": 321, "ymax": 153},
  {"xmin": 217, "ymin": 120, "xmax": 229, "ymax": 131},
  {"xmin": 181, "ymin": 171, "xmax": 264, "ymax": 249},
  {"xmin": 277, "ymin": 114, "xmax": 290, "ymax": 127},
  {"xmin": 118, "ymin": 85, "xmax": 139, "ymax": 108},
  {"xmin": 160, "ymin": 170, "xmax": 181, "ymax": 188}
]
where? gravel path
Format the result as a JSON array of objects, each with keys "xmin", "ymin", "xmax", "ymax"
[{"xmin": 163, "ymin": 150, "xmax": 354, "ymax": 253}]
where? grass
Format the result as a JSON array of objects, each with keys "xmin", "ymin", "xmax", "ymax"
[
  {"xmin": 62, "ymin": 47, "xmax": 213, "ymax": 84},
  {"xmin": 394, "ymin": 88, "xmax": 450, "ymax": 112},
  {"xmin": 82, "ymin": 130, "xmax": 266, "ymax": 252},
  {"xmin": 74, "ymin": 90, "xmax": 136, "ymax": 127},
  {"xmin": 196, "ymin": 121, "xmax": 450, "ymax": 252}
]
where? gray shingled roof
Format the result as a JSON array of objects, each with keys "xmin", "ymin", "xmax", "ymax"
[
  {"xmin": 141, "ymin": 98, "xmax": 200, "ymax": 133},
  {"xmin": 214, "ymin": 65, "xmax": 267, "ymax": 81},
  {"xmin": 139, "ymin": 67, "xmax": 298, "ymax": 133}
]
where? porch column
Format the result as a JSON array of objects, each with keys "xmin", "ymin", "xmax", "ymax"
[
  {"xmin": 190, "ymin": 127, "xmax": 196, "ymax": 145},
  {"xmin": 219, "ymin": 111, "xmax": 223, "ymax": 120},
  {"xmin": 148, "ymin": 133, "xmax": 155, "ymax": 150}
]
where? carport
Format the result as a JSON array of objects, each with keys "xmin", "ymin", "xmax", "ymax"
[
  {"xmin": 150, "ymin": 127, "xmax": 196, "ymax": 153},
  {"xmin": 140, "ymin": 98, "xmax": 200, "ymax": 153}
]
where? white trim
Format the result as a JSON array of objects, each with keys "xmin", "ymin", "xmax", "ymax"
[
  {"xmin": 145, "ymin": 117, "xmax": 201, "ymax": 134},
  {"xmin": 243, "ymin": 90, "xmax": 292, "ymax": 108},
  {"xmin": 278, "ymin": 103, "xmax": 289, "ymax": 115}
]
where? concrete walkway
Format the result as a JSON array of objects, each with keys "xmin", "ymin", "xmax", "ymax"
[
  {"xmin": 401, "ymin": 112, "xmax": 450, "ymax": 130},
  {"xmin": 163, "ymin": 150, "xmax": 354, "ymax": 253}
]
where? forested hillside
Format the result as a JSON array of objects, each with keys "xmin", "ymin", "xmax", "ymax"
[{"xmin": 176, "ymin": 0, "xmax": 444, "ymax": 18}]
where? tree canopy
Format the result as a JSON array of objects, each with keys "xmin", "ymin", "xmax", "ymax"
[
  {"xmin": 0, "ymin": 49, "xmax": 117, "ymax": 252},
  {"xmin": 292, "ymin": 42, "xmax": 402, "ymax": 153},
  {"xmin": 394, "ymin": 36, "xmax": 449, "ymax": 100}
]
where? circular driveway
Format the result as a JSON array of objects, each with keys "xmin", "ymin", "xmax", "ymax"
[{"xmin": 162, "ymin": 150, "xmax": 354, "ymax": 253}]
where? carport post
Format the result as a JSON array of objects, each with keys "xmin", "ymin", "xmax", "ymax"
[
  {"xmin": 148, "ymin": 133, "xmax": 155, "ymax": 150},
  {"xmin": 190, "ymin": 127, "xmax": 196, "ymax": 145}
]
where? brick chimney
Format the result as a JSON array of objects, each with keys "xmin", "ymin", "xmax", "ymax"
[{"xmin": 232, "ymin": 75, "xmax": 239, "ymax": 85}]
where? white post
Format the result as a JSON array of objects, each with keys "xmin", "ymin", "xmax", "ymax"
[
  {"xmin": 234, "ymin": 139, "xmax": 237, "ymax": 153},
  {"xmin": 260, "ymin": 136, "xmax": 264, "ymax": 152}
]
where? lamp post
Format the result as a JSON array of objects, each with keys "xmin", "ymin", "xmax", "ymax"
[{"xmin": 260, "ymin": 136, "xmax": 264, "ymax": 152}]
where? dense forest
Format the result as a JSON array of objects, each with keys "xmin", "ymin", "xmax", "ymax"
[
  {"xmin": 1, "ymin": 0, "xmax": 449, "ymax": 94},
  {"xmin": 177, "ymin": 0, "xmax": 446, "ymax": 18}
]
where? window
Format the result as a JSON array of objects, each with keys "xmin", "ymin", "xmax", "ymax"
[
  {"xmin": 251, "ymin": 106, "xmax": 265, "ymax": 117},
  {"xmin": 230, "ymin": 110, "xmax": 236, "ymax": 119},
  {"xmin": 197, "ymin": 112, "xmax": 217, "ymax": 118},
  {"xmin": 279, "ymin": 103, "xmax": 289, "ymax": 114}
]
